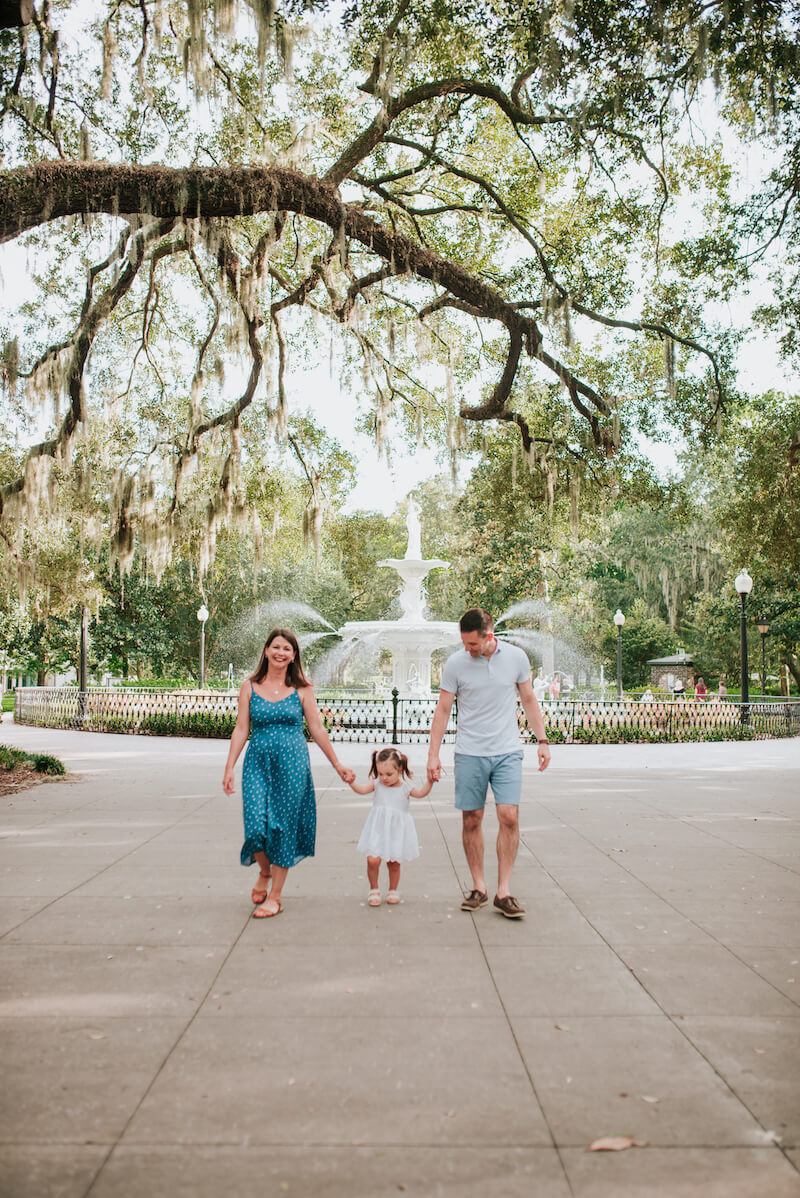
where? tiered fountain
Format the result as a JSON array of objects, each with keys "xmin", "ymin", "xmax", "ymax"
[{"xmin": 334, "ymin": 500, "xmax": 459, "ymax": 695}]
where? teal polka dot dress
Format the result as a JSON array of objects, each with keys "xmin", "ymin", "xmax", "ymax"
[{"xmin": 240, "ymin": 687, "xmax": 316, "ymax": 869}]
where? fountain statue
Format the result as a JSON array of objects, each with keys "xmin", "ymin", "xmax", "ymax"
[
  {"xmin": 214, "ymin": 513, "xmax": 596, "ymax": 695},
  {"xmin": 333, "ymin": 503, "xmax": 459, "ymax": 694}
]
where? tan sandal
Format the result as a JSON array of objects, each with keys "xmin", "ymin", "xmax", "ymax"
[
  {"xmin": 251, "ymin": 871, "xmax": 271, "ymax": 905},
  {"xmin": 253, "ymin": 897, "xmax": 282, "ymax": 918}
]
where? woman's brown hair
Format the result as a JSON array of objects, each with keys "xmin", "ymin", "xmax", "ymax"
[
  {"xmin": 368, "ymin": 747, "xmax": 412, "ymax": 778},
  {"xmin": 250, "ymin": 628, "xmax": 310, "ymax": 689}
]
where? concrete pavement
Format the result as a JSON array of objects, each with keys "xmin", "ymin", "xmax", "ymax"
[{"xmin": 1, "ymin": 717, "xmax": 799, "ymax": 1197}]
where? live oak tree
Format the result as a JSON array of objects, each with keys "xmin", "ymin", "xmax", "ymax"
[
  {"xmin": 703, "ymin": 391, "xmax": 800, "ymax": 688},
  {"xmin": 2, "ymin": 0, "xmax": 799, "ymax": 589}
]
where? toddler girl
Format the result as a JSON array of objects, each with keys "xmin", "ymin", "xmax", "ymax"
[{"xmin": 348, "ymin": 747, "xmax": 432, "ymax": 905}]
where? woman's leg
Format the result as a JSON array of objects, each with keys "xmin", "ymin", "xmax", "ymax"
[
  {"xmin": 263, "ymin": 864, "xmax": 288, "ymax": 912},
  {"xmin": 250, "ymin": 851, "xmax": 271, "ymax": 902}
]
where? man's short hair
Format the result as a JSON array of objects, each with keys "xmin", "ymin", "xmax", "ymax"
[{"xmin": 459, "ymin": 607, "xmax": 494, "ymax": 634}]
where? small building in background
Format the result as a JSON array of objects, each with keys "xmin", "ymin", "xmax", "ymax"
[{"xmin": 647, "ymin": 652, "xmax": 695, "ymax": 693}]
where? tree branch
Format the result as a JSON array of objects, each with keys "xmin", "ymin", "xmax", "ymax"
[{"xmin": 0, "ymin": 218, "xmax": 175, "ymax": 520}]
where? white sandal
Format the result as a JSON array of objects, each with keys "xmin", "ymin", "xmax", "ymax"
[
  {"xmin": 368, "ymin": 889, "xmax": 381, "ymax": 906},
  {"xmin": 386, "ymin": 890, "xmax": 400, "ymax": 904}
]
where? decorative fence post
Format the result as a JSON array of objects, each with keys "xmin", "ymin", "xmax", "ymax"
[{"xmin": 391, "ymin": 688, "xmax": 399, "ymax": 744}]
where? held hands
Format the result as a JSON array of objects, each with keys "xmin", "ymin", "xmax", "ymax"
[
  {"xmin": 336, "ymin": 763, "xmax": 356, "ymax": 784},
  {"xmin": 426, "ymin": 756, "xmax": 441, "ymax": 783}
]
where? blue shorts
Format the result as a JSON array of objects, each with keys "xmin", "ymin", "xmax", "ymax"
[{"xmin": 454, "ymin": 751, "xmax": 523, "ymax": 811}]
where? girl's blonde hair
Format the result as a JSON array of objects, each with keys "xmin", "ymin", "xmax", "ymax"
[{"xmin": 369, "ymin": 747, "xmax": 412, "ymax": 778}]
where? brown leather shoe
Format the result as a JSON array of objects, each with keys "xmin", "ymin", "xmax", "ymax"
[
  {"xmin": 493, "ymin": 894, "xmax": 525, "ymax": 919},
  {"xmin": 460, "ymin": 889, "xmax": 489, "ymax": 911}
]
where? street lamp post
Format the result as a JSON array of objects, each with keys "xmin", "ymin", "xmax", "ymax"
[
  {"xmin": 614, "ymin": 609, "xmax": 625, "ymax": 701},
  {"xmin": 197, "ymin": 604, "xmax": 209, "ymax": 689},
  {"xmin": 756, "ymin": 617, "xmax": 770, "ymax": 698},
  {"xmin": 79, "ymin": 606, "xmax": 89, "ymax": 695},
  {"xmin": 79, "ymin": 570, "xmax": 95, "ymax": 724},
  {"xmin": 734, "ymin": 569, "xmax": 753, "ymax": 723}
]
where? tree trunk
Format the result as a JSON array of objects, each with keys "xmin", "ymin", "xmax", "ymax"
[
  {"xmin": 0, "ymin": 0, "xmax": 33, "ymax": 28},
  {"xmin": 784, "ymin": 654, "xmax": 800, "ymax": 690}
]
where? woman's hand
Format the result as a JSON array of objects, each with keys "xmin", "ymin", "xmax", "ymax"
[{"xmin": 222, "ymin": 768, "xmax": 235, "ymax": 795}]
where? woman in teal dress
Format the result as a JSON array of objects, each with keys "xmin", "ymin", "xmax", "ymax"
[{"xmin": 222, "ymin": 628, "xmax": 354, "ymax": 917}]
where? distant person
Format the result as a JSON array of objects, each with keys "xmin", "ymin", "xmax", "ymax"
[
  {"xmin": 348, "ymin": 747, "xmax": 432, "ymax": 906},
  {"xmin": 694, "ymin": 676, "xmax": 707, "ymax": 701},
  {"xmin": 533, "ymin": 671, "xmax": 547, "ymax": 703},
  {"xmin": 549, "ymin": 673, "xmax": 561, "ymax": 700},
  {"xmin": 427, "ymin": 608, "xmax": 550, "ymax": 920},
  {"xmin": 672, "ymin": 680, "xmax": 686, "ymax": 701},
  {"xmin": 717, "ymin": 678, "xmax": 728, "ymax": 699},
  {"xmin": 640, "ymin": 688, "xmax": 654, "ymax": 703},
  {"xmin": 222, "ymin": 627, "xmax": 354, "ymax": 917}
]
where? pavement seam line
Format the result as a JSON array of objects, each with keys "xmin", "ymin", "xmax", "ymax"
[
  {"xmin": 0, "ymin": 782, "xmax": 225, "ymax": 942},
  {"xmin": 517, "ymin": 809, "xmax": 793, "ymax": 1156},
  {"xmin": 82, "ymin": 899, "xmax": 257, "ymax": 1197},
  {"xmin": 624, "ymin": 782, "xmax": 800, "ymax": 880},
  {"xmin": 531, "ymin": 792, "xmax": 800, "ymax": 1015},
  {"xmin": 426, "ymin": 792, "xmax": 576, "ymax": 1197}
]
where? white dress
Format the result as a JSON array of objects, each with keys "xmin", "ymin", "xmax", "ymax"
[{"xmin": 357, "ymin": 778, "xmax": 420, "ymax": 862}]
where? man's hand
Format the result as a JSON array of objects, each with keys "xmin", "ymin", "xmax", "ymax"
[{"xmin": 537, "ymin": 743, "xmax": 551, "ymax": 772}]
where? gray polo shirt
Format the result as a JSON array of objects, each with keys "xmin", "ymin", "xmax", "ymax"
[{"xmin": 440, "ymin": 640, "xmax": 530, "ymax": 756}]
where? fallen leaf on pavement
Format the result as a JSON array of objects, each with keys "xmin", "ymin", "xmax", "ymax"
[{"xmin": 589, "ymin": 1136, "xmax": 646, "ymax": 1152}]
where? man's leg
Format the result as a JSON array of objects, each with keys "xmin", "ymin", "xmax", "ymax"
[
  {"xmin": 495, "ymin": 804, "xmax": 519, "ymax": 899},
  {"xmin": 454, "ymin": 754, "xmax": 490, "ymax": 902},
  {"xmin": 490, "ymin": 752, "xmax": 524, "ymax": 901},
  {"xmin": 462, "ymin": 808, "xmax": 486, "ymax": 893}
]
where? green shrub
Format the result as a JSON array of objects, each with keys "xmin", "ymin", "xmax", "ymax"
[
  {"xmin": 140, "ymin": 713, "xmax": 180, "ymax": 735},
  {"xmin": 31, "ymin": 753, "xmax": 66, "ymax": 775},
  {"xmin": 0, "ymin": 745, "xmax": 28, "ymax": 769},
  {"xmin": 0, "ymin": 744, "xmax": 66, "ymax": 776}
]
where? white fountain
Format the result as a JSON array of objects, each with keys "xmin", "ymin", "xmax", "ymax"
[{"xmin": 335, "ymin": 500, "xmax": 459, "ymax": 695}]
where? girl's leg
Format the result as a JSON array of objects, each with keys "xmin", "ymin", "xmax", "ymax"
[
  {"xmin": 387, "ymin": 860, "xmax": 401, "ymax": 891},
  {"xmin": 366, "ymin": 856, "xmax": 381, "ymax": 888}
]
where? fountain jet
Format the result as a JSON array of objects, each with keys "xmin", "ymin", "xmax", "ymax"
[{"xmin": 333, "ymin": 500, "xmax": 459, "ymax": 695}]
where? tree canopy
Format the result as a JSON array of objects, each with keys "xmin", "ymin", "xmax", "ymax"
[{"xmin": 2, "ymin": 0, "xmax": 799, "ymax": 600}]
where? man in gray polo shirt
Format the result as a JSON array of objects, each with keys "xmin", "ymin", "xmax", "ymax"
[{"xmin": 427, "ymin": 607, "xmax": 550, "ymax": 918}]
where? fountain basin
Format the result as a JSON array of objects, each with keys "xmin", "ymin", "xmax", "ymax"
[{"xmin": 337, "ymin": 619, "xmax": 459, "ymax": 695}]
